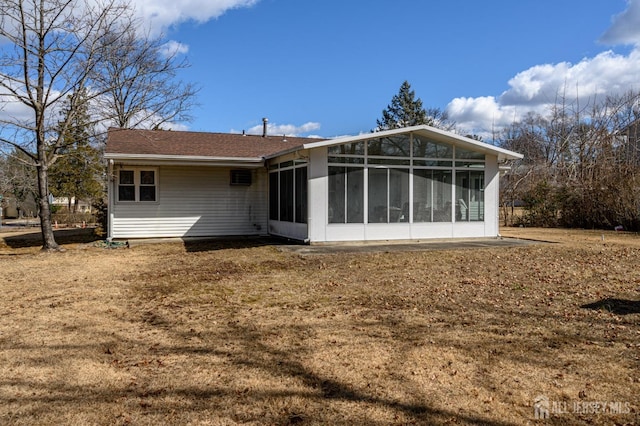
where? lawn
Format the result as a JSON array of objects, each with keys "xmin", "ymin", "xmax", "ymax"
[{"xmin": 0, "ymin": 228, "xmax": 638, "ymax": 425}]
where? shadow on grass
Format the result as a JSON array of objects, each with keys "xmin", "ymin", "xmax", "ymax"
[
  {"xmin": 0, "ymin": 326, "xmax": 516, "ymax": 426},
  {"xmin": 581, "ymin": 298, "xmax": 640, "ymax": 315},
  {"xmin": 182, "ymin": 236, "xmax": 296, "ymax": 253},
  {"xmin": 1, "ymin": 228, "xmax": 101, "ymax": 249}
]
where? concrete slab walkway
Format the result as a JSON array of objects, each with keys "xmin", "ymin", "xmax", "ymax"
[{"xmin": 278, "ymin": 237, "xmax": 542, "ymax": 255}]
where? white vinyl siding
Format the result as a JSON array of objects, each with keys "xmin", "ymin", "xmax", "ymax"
[{"xmin": 111, "ymin": 166, "xmax": 267, "ymax": 239}]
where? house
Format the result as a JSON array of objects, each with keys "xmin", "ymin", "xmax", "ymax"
[
  {"xmin": 52, "ymin": 196, "xmax": 93, "ymax": 213},
  {"xmin": 0, "ymin": 193, "xmax": 38, "ymax": 219},
  {"xmin": 105, "ymin": 124, "xmax": 523, "ymax": 242},
  {"xmin": 617, "ymin": 118, "xmax": 640, "ymax": 166}
]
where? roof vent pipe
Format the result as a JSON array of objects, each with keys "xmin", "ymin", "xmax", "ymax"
[{"xmin": 262, "ymin": 117, "xmax": 268, "ymax": 137}]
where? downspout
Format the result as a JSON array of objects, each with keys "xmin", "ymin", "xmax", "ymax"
[{"xmin": 107, "ymin": 159, "xmax": 114, "ymax": 241}]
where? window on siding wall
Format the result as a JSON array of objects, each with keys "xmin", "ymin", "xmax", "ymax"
[
  {"xmin": 230, "ymin": 169, "xmax": 252, "ymax": 186},
  {"xmin": 118, "ymin": 170, "xmax": 135, "ymax": 201},
  {"xmin": 118, "ymin": 169, "xmax": 157, "ymax": 202},
  {"xmin": 139, "ymin": 170, "xmax": 156, "ymax": 201}
]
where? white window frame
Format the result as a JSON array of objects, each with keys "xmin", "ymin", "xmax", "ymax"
[
  {"xmin": 327, "ymin": 133, "xmax": 487, "ymax": 224},
  {"xmin": 116, "ymin": 167, "xmax": 159, "ymax": 203}
]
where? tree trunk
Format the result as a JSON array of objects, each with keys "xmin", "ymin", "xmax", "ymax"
[{"xmin": 36, "ymin": 164, "xmax": 61, "ymax": 252}]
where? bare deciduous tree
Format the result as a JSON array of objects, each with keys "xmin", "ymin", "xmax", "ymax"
[
  {"xmin": 0, "ymin": 0, "xmax": 133, "ymax": 250},
  {"xmin": 0, "ymin": 0, "xmax": 197, "ymax": 250},
  {"xmin": 498, "ymin": 90, "xmax": 640, "ymax": 230},
  {"xmin": 94, "ymin": 28, "xmax": 199, "ymax": 129}
]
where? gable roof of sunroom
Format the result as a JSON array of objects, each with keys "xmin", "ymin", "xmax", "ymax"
[{"xmin": 268, "ymin": 125, "xmax": 523, "ymax": 162}]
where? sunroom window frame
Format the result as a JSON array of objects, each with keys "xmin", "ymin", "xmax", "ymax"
[{"xmin": 326, "ymin": 133, "xmax": 487, "ymax": 225}]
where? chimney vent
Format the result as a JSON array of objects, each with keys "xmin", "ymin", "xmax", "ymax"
[{"xmin": 262, "ymin": 117, "xmax": 268, "ymax": 137}]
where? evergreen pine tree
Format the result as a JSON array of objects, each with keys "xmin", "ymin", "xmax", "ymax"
[
  {"xmin": 49, "ymin": 88, "xmax": 103, "ymax": 213},
  {"xmin": 375, "ymin": 81, "xmax": 432, "ymax": 131}
]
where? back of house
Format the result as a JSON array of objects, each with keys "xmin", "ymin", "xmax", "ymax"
[{"xmin": 104, "ymin": 125, "xmax": 522, "ymax": 242}]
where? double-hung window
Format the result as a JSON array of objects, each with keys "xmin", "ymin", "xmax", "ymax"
[
  {"xmin": 118, "ymin": 170, "xmax": 136, "ymax": 201},
  {"xmin": 117, "ymin": 169, "xmax": 157, "ymax": 202}
]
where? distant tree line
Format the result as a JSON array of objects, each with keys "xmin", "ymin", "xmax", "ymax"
[
  {"xmin": 498, "ymin": 90, "xmax": 640, "ymax": 231},
  {"xmin": 377, "ymin": 81, "xmax": 640, "ymax": 231}
]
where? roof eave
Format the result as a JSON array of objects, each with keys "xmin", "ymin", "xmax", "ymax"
[
  {"xmin": 264, "ymin": 145, "xmax": 307, "ymax": 160},
  {"xmin": 302, "ymin": 125, "xmax": 524, "ymax": 160},
  {"xmin": 104, "ymin": 153, "xmax": 266, "ymax": 168}
]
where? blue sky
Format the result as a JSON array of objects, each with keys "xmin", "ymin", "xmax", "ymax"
[{"xmin": 117, "ymin": 0, "xmax": 640, "ymax": 138}]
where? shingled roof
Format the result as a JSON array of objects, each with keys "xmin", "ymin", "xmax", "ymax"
[{"xmin": 106, "ymin": 128, "xmax": 325, "ymax": 159}]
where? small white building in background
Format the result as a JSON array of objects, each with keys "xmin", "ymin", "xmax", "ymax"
[
  {"xmin": 104, "ymin": 125, "xmax": 522, "ymax": 243},
  {"xmin": 51, "ymin": 197, "xmax": 93, "ymax": 213}
]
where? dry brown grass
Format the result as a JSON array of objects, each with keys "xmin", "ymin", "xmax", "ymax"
[{"xmin": 0, "ymin": 228, "xmax": 639, "ymax": 425}]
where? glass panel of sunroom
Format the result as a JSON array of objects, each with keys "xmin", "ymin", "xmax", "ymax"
[
  {"xmin": 368, "ymin": 168, "xmax": 388, "ymax": 223},
  {"xmin": 389, "ymin": 169, "xmax": 409, "ymax": 222},
  {"xmin": 328, "ymin": 167, "xmax": 346, "ymax": 223},
  {"xmin": 368, "ymin": 135, "xmax": 410, "ymax": 157},
  {"xmin": 413, "ymin": 169, "xmax": 433, "ymax": 222},
  {"xmin": 413, "ymin": 136, "xmax": 453, "ymax": 159},
  {"xmin": 280, "ymin": 169, "xmax": 294, "ymax": 222},
  {"xmin": 455, "ymin": 146, "xmax": 485, "ymax": 159},
  {"xmin": 269, "ymin": 172, "xmax": 278, "ymax": 220},
  {"xmin": 346, "ymin": 168, "xmax": 364, "ymax": 223},
  {"xmin": 295, "ymin": 167, "xmax": 307, "ymax": 224},
  {"xmin": 328, "ymin": 141, "xmax": 365, "ymax": 155},
  {"xmin": 469, "ymin": 170, "xmax": 484, "ymax": 221},
  {"xmin": 455, "ymin": 171, "xmax": 470, "ymax": 221},
  {"xmin": 433, "ymin": 170, "xmax": 452, "ymax": 222}
]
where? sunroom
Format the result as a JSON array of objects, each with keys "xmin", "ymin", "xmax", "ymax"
[{"xmin": 267, "ymin": 126, "xmax": 522, "ymax": 243}]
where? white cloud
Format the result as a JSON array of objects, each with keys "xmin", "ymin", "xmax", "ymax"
[
  {"xmin": 131, "ymin": 0, "xmax": 259, "ymax": 34},
  {"xmin": 233, "ymin": 121, "xmax": 321, "ymax": 137},
  {"xmin": 500, "ymin": 50, "xmax": 640, "ymax": 106},
  {"xmin": 447, "ymin": 96, "xmax": 516, "ymax": 136},
  {"xmin": 160, "ymin": 40, "xmax": 189, "ymax": 57},
  {"xmin": 123, "ymin": 1, "xmax": 260, "ymax": 58},
  {"xmin": 600, "ymin": 0, "xmax": 640, "ymax": 46},
  {"xmin": 444, "ymin": 1, "xmax": 640, "ymax": 139},
  {"xmin": 0, "ymin": 82, "xmax": 67, "ymax": 127},
  {"xmin": 447, "ymin": 49, "xmax": 640, "ymax": 138},
  {"xmin": 0, "ymin": 0, "xmax": 255, "ymax": 133},
  {"xmin": 0, "ymin": 98, "xmax": 33, "ymax": 124}
]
